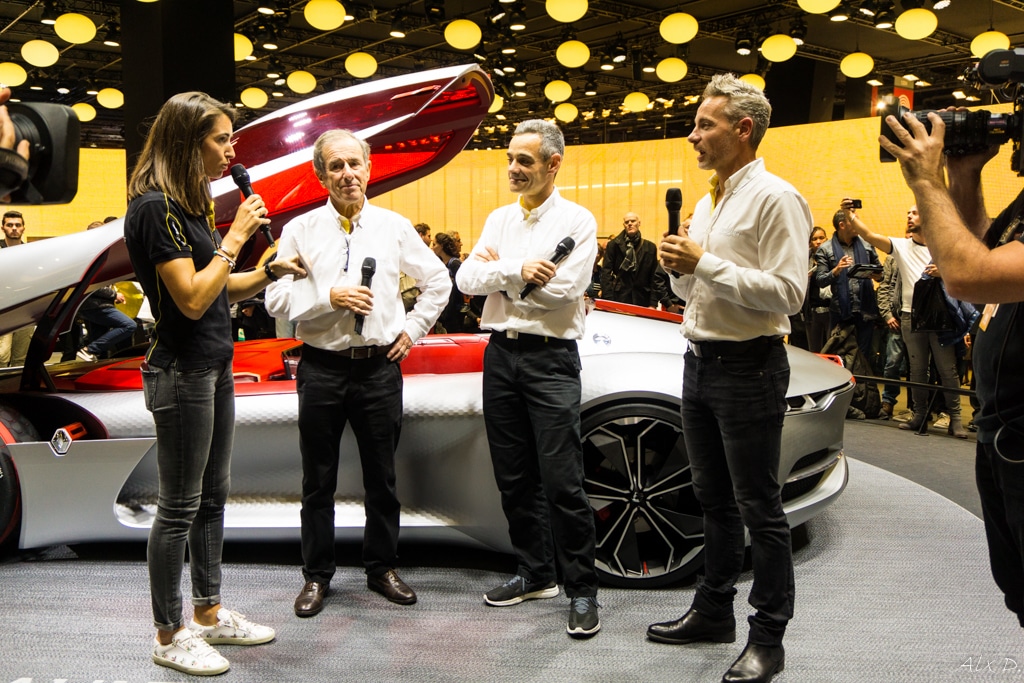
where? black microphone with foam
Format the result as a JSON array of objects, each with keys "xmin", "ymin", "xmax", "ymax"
[
  {"xmin": 519, "ymin": 236, "xmax": 576, "ymax": 299},
  {"xmin": 354, "ymin": 257, "xmax": 376, "ymax": 335},
  {"xmin": 666, "ymin": 187, "xmax": 682, "ymax": 236},
  {"xmin": 230, "ymin": 163, "xmax": 275, "ymax": 248}
]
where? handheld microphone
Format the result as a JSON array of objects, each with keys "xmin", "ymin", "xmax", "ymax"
[
  {"xmin": 666, "ymin": 188, "xmax": 683, "ymax": 236},
  {"xmin": 665, "ymin": 188, "xmax": 683, "ymax": 277},
  {"xmin": 519, "ymin": 237, "xmax": 576, "ymax": 299},
  {"xmin": 354, "ymin": 257, "xmax": 376, "ymax": 335},
  {"xmin": 230, "ymin": 163, "xmax": 275, "ymax": 248}
]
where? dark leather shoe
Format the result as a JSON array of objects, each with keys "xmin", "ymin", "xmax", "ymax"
[
  {"xmin": 367, "ymin": 569, "xmax": 417, "ymax": 605},
  {"xmin": 294, "ymin": 580, "xmax": 329, "ymax": 617},
  {"xmin": 722, "ymin": 643, "xmax": 785, "ymax": 683},
  {"xmin": 647, "ymin": 608, "xmax": 735, "ymax": 644}
]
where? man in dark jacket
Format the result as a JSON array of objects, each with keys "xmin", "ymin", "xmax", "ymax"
[{"xmin": 600, "ymin": 212, "xmax": 657, "ymax": 307}]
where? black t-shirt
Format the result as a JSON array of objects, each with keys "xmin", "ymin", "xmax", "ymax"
[
  {"xmin": 973, "ymin": 186, "xmax": 1024, "ymax": 443},
  {"xmin": 123, "ymin": 191, "xmax": 233, "ymax": 370}
]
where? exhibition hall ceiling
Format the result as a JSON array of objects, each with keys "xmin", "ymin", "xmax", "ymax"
[{"xmin": 1, "ymin": 0, "xmax": 1023, "ymax": 148}]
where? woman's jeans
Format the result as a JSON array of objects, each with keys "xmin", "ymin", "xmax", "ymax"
[{"xmin": 142, "ymin": 359, "xmax": 234, "ymax": 631}]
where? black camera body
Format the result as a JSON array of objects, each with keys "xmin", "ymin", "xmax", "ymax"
[
  {"xmin": 879, "ymin": 48, "xmax": 1024, "ymax": 175},
  {"xmin": 2, "ymin": 102, "xmax": 80, "ymax": 204}
]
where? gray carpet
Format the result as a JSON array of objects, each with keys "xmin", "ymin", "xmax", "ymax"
[{"xmin": 1, "ymin": 457, "xmax": 1020, "ymax": 683}]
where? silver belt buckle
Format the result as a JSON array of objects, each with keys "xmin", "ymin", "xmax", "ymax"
[
  {"xmin": 506, "ymin": 330, "xmax": 519, "ymax": 340},
  {"xmin": 350, "ymin": 346, "xmax": 372, "ymax": 359}
]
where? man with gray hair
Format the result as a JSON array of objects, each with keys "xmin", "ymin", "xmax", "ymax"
[
  {"xmin": 266, "ymin": 129, "xmax": 450, "ymax": 616},
  {"xmin": 456, "ymin": 119, "xmax": 601, "ymax": 638},
  {"xmin": 647, "ymin": 75, "xmax": 811, "ymax": 683}
]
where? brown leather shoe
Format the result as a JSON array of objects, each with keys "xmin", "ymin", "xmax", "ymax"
[
  {"xmin": 294, "ymin": 580, "xmax": 329, "ymax": 617},
  {"xmin": 367, "ymin": 569, "xmax": 417, "ymax": 605}
]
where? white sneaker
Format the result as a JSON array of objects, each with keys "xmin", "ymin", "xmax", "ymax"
[
  {"xmin": 892, "ymin": 409, "xmax": 913, "ymax": 423},
  {"xmin": 76, "ymin": 347, "xmax": 97, "ymax": 362},
  {"xmin": 152, "ymin": 628, "xmax": 229, "ymax": 676},
  {"xmin": 190, "ymin": 608, "xmax": 276, "ymax": 645},
  {"xmin": 934, "ymin": 412, "xmax": 951, "ymax": 429}
]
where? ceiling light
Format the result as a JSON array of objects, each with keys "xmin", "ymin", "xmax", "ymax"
[
  {"xmin": 931, "ymin": 0, "xmax": 950, "ymax": 8},
  {"xmin": 489, "ymin": 2, "xmax": 507, "ymax": 23},
  {"xmin": 266, "ymin": 58, "xmax": 284, "ymax": 79},
  {"xmin": 241, "ymin": 86, "xmax": 269, "ymax": 108},
  {"xmin": 659, "ymin": 12, "xmax": 698, "ymax": 44},
  {"xmin": 739, "ymin": 73, "xmax": 765, "ymax": 90},
  {"xmin": 22, "ymin": 39, "xmax": 60, "ymax": 67},
  {"xmin": 257, "ymin": 1, "xmax": 277, "ymax": 15},
  {"xmin": 902, "ymin": 73, "xmax": 919, "ymax": 81},
  {"xmin": 789, "ymin": 18, "xmax": 807, "ymax": 46},
  {"xmin": 40, "ymin": 1, "xmax": 58, "ymax": 25},
  {"xmin": 829, "ymin": 2, "xmax": 851, "ymax": 21},
  {"xmin": 390, "ymin": 12, "xmax": 407, "ymax": 38},
  {"xmin": 874, "ymin": 4, "xmax": 895, "ymax": 28},
  {"xmin": 841, "ymin": 52, "xmax": 874, "ymax": 78},
  {"xmin": 867, "ymin": 77, "xmax": 884, "ymax": 86},
  {"xmin": 544, "ymin": 79, "xmax": 572, "ymax": 102},
  {"xmin": 445, "ymin": 19, "xmax": 481, "ymax": 49},
  {"xmin": 546, "ymin": 0, "xmax": 588, "ymax": 23},
  {"xmin": 234, "ymin": 32, "xmax": 254, "ymax": 60},
  {"xmin": 735, "ymin": 32, "xmax": 753, "ymax": 56},
  {"xmin": 797, "ymin": 0, "xmax": 841, "ymax": 12},
  {"xmin": 102, "ymin": 20, "xmax": 121, "ymax": 47},
  {"xmin": 895, "ymin": 8, "xmax": 937, "ymax": 39},
  {"xmin": 599, "ymin": 51, "xmax": 615, "ymax": 70},
  {"xmin": 72, "ymin": 102, "xmax": 96, "ymax": 121},
  {"xmin": 555, "ymin": 102, "xmax": 578, "ymax": 123},
  {"xmin": 287, "ymin": 70, "xmax": 317, "ymax": 94},
  {"xmin": 641, "ymin": 52, "xmax": 656, "ymax": 73},
  {"xmin": 584, "ymin": 78, "xmax": 597, "ymax": 96},
  {"xmin": 55, "ymin": 13, "xmax": 97, "ymax": 44},
  {"xmin": 761, "ymin": 34, "xmax": 797, "ymax": 62},
  {"xmin": 0, "ymin": 62, "xmax": 28, "ymax": 87},
  {"xmin": 952, "ymin": 89, "xmax": 966, "ymax": 100},
  {"xmin": 513, "ymin": 77, "xmax": 526, "ymax": 87},
  {"xmin": 508, "ymin": 7, "xmax": 526, "ymax": 31},
  {"xmin": 424, "ymin": 0, "xmax": 446, "ymax": 21},
  {"xmin": 500, "ymin": 35, "xmax": 516, "ymax": 54},
  {"xmin": 304, "ymin": 0, "xmax": 346, "ymax": 31},
  {"xmin": 345, "ymin": 51, "xmax": 377, "ymax": 78},
  {"xmin": 656, "ymin": 57, "xmax": 687, "ymax": 82},
  {"xmin": 972, "ymin": 30, "xmax": 1010, "ymax": 59},
  {"xmin": 612, "ymin": 40, "xmax": 628, "ymax": 63},
  {"xmin": 96, "ymin": 86, "xmax": 124, "ymax": 109},
  {"xmin": 556, "ymin": 38, "xmax": 590, "ymax": 68},
  {"xmin": 858, "ymin": 1, "xmax": 877, "ymax": 16}
]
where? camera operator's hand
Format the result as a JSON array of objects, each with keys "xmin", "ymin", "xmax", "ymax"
[
  {"xmin": 0, "ymin": 86, "xmax": 32, "ymax": 203},
  {"xmin": 879, "ymin": 111, "xmax": 947, "ymax": 192}
]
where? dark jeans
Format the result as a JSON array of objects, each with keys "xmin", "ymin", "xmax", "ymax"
[
  {"xmin": 976, "ymin": 442, "xmax": 1024, "ymax": 626},
  {"xmin": 81, "ymin": 305, "xmax": 137, "ymax": 357},
  {"xmin": 881, "ymin": 327, "xmax": 908, "ymax": 406},
  {"xmin": 900, "ymin": 312, "xmax": 962, "ymax": 420},
  {"xmin": 297, "ymin": 345, "xmax": 403, "ymax": 583},
  {"xmin": 482, "ymin": 333, "xmax": 598, "ymax": 598},
  {"xmin": 682, "ymin": 340, "xmax": 793, "ymax": 647},
  {"xmin": 142, "ymin": 359, "xmax": 234, "ymax": 632}
]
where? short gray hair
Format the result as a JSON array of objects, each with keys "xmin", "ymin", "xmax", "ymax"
[
  {"xmin": 702, "ymin": 73, "xmax": 772, "ymax": 150},
  {"xmin": 513, "ymin": 119, "xmax": 564, "ymax": 160},
  {"xmin": 312, "ymin": 129, "xmax": 371, "ymax": 178}
]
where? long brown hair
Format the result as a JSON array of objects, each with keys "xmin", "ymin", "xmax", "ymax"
[{"xmin": 127, "ymin": 92, "xmax": 236, "ymax": 217}]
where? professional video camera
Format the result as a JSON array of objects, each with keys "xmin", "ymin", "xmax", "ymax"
[
  {"xmin": 0, "ymin": 102, "xmax": 80, "ymax": 203},
  {"xmin": 880, "ymin": 48, "xmax": 1024, "ymax": 175}
]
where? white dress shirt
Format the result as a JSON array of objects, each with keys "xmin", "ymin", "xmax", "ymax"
[
  {"xmin": 671, "ymin": 157, "xmax": 811, "ymax": 343},
  {"xmin": 456, "ymin": 188, "xmax": 598, "ymax": 340},
  {"xmin": 265, "ymin": 199, "xmax": 450, "ymax": 350}
]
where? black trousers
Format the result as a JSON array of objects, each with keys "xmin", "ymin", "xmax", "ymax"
[
  {"xmin": 976, "ymin": 441, "xmax": 1024, "ymax": 626},
  {"xmin": 296, "ymin": 344, "xmax": 403, "ymax": 583},
  {"xmin": 482, "ymin": 332, "xmax": 598, "ymax": 598},
  {"xmin": 683, "ymin": 339, "xmax": 794, "ymax": 647}
]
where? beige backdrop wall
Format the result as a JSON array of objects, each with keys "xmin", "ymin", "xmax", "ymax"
[{"xmin": 20, "ymin": 105, "xmax": 1020, "ymax": 249}]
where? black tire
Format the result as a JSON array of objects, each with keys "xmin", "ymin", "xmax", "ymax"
[
  {"xmin": 0, "ymin": 403, "xmax": 39, "ymax": 549},
  {"xmin": 581, "ymin": 401, "xmax": 704, "ymax": 588}
]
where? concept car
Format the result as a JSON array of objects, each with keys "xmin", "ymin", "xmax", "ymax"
[{"xmin": 0, "ymin": 65, "xmax": 853, "ymax": 587}]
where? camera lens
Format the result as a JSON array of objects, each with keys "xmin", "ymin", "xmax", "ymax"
[{"xmin": 879, "ymin": 102, "xmax": 1015, "ymax": 162}]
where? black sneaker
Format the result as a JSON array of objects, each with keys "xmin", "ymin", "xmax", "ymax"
[
  {"xmin": 567, "ymin": 596, "xmax": 601, "ymax": 638},
  {"xmin": 483, "ymin": 575, "xmax": 559, "ymax": 606}
]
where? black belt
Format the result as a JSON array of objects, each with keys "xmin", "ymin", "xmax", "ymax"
[
  {"xmin": 688, "ymin": 336, "xmax": 782, "ymax": 359},
  {"xmin": 490, "ymin": 330, "xmax": 577, "ymax": 351},
  {"xmin": 304, "ymin": 343, "xmax": 389, "ymax": 360}
]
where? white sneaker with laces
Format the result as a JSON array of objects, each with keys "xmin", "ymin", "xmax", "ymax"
[
  {"xmin": 190, "ymin": 608, "xmax": 276, "ymax": 645},
  {"xmin": 76, "ymin": 348, "xmax": 97, "ymax": 362},
  {"xmin": 934, "ymin": 412, "xmax": 951, "ymax": 429},
  {"xmin": 152, "ymin": 628, "xmax": 229, "ymax": 676}
]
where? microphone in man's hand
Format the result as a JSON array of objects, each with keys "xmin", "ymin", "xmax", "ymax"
[
  {"xmin": 665, "ymin": 188, "xmax": 683, "ymax": 277},
  {"xmin": 519, "ymin": 237, "xmax": 576, "ymax": 299},
  {"xmin": 354, "ymin": 257, "xmax": 376, "ymax": 335},
  {"xmin": 230, "ymin": 163, "xmax": 276, "ymax": 248},
  {"xmin": 666, "ymin": 187, "xmax": 682, "ymax": 236}
]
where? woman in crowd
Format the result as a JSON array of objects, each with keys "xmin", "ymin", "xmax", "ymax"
[
  {"xmin": 804, "ymin": 226, "xmax": 831, "ymax": 352},
  {"xmin": 433, "ymin": 231, "xmax": 467, "ymax": 333},
  {"xmin": 123, "ymin": 92, "xmax": 304, "ymax": 676}
]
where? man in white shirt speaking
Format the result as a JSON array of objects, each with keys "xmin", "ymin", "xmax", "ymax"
[
  {"xmin": 456, "ymin": 119, "xmax": 601, "ymax": 639},
  {"xmin": 266, "ymin": 129, "xmax": 450, "ymax": 617},
  {"xmin": 647, "ymin": 74, "xmax": 811, "ymax": 683}
]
